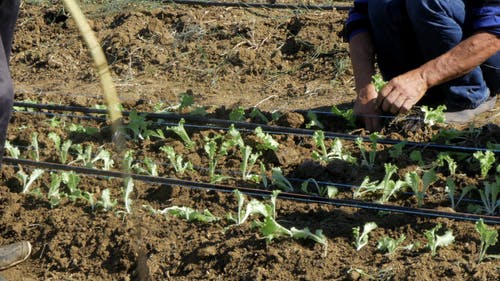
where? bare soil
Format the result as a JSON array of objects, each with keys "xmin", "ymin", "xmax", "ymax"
[{"xmin": 1, "ymin": 2, "xmax": 499, "ymax": 281}]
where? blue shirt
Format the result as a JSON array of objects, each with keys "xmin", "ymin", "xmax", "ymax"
[{"xmin": 345, "ymin": 0, "xmax": 500, "ymax": 41}]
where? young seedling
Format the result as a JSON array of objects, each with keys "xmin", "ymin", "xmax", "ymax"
[
  {"xmin": 47, "ymin": 172, "xmax": 62, "ymax": 208},
  {"xmin": 478, "ymin": 176, "xmax": 499, "ymax": 215},
  {"xmin": 475, "ymin": 219, "xmax": 500, "ymax": 263},
  {"xmin": 229, "ymin": 106, "xmax": 246, "ymax": 121},
  {"xmin": 160, "ymin": 145, "xmax": 193, "ymax": 175},
  {"xmin": 4, "ymin": 141, "xmax": 20, "ymax": 159},
  {"xmin": 232, "ymin": 190, "xmax": 327, "ymax": 248},
  {"xmin": 254, "ymin": 127, "xmax": 279, "ymax": 151},
  {"xmin": 355, "ymin": 133, "xmax": 379, "ymax": 170},
  {"xmin": 204, "ymin": 140, "xmax": 231, "ymax": 183},
  {"xmin": 372, "ymin": 73, "xmax": 387, "ymax": 92},
  {"xmin": 29, "ymin": 132, "xmax": 40, "ymax": 161},
  {"xmin": 240, "ymin": 145, "xmax": 262, "ymax": 183},
  {"xmin": 445, "ymin": 177, "xmax": 476, "ymax": 210},
  {"xmin": 140, "ymin": 157, "xmax": 158, "ymax": 176},
  {"xmin": 96, "ymin": 189, "xmax": 117, "ymax": 212},
  {"xmin": 434, "ymin": 152, "xmax": 457, "ymax": 175},
  {"xmin": 271, "ymin": 167, "xmax": 294, "ymax": 192},
  {"xmin": 354, "ymin": 163, "xmax": 407, "ymax": 204},
  {"xmin": 69, "ymin": 144, "xmax": 93, "ymax": 168},
  {"xmin": 166, "ymin": 118, "xmax": 196, "ymax": 149},
  {"xmin": 331, "ymin": 106, "xmax": 356, "ymax": 128},
  {"xmin": 17, "ymin": 168, "xmax": 45, "ymax": 194},
  {"xmin": 377, "ymin": 234, "xmax": 406, "ymax": 256},
  {"xmin": 388, "ymin": 141, "xmax": 407, "ymax": 160},
  {"xmin": 249, "ymin": 107, "xmax": 269, "ymax": 123},
  {"xmin": 353, "ymin": 222, "xmax": 378, "ymax": 251},
  {"xmin": 91, "ymin": 148, "xmax": 114, "ymax": 171},
  {"xmin": 473, "ymin": 150, "xmax": 496, "ymax": 178},
  {"xmin": 405, "ymin": 169, "xmax": 437, "ymax": 207},
  {"xmin": 125, "ymin": 110, "xmax": 153, "ymax": 141},
  {"xmin": 301, "ymin": 178, "xmax": 338, "ymax": 198},
  {"xmin": 145, "ymin": 205, "xmax": 220, "ymax": 223},
  {"xmin": 123, "ymin": 177, "xmax": 134, "ymax": 214},
  {"xmin": 305, "ymin": 111, "xmax": 324, "ymax": 129},
  {"xmin": 312, "ymin": 131, "xmax": 356, "ymax": 164},
  {"xmin": 424, "ymin": 223, "xmax": 455, "ymax": 256},
  {"xmin": 48, "ymin": 132, "xmax": 72, "ymax": 164},
  {"xmin": 421, "ymin": 105, "xmax": 446, "ymax": 126}
]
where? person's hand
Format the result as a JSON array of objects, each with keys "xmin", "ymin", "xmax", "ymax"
[
  {"xmin": 354, "ymin": 84, "xmax": 382, "ymax": 132},
  {"xmin": 376, "ymin": 70, "xmax": 429, "ymax": 114}
]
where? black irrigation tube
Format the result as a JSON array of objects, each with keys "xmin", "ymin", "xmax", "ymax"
[
  {"xmin": 161, "ymin": 0, "xmax": 352, "ymax": 11},
  {"xmin": 13, "ymin": 102, "xmax": 500, "ymax": 154},
  {"xmin": 4, "ymin": 157, "xmax": 499, "ymax": 224}
]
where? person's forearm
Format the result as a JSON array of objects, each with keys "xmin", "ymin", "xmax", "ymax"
[
  {"xmin": 349, "ymin": 32, "xmax": 376, "ymax": 92},
  {"xmin": 420, "ymin": 31, "xmax": 500, "ymax": 89}
]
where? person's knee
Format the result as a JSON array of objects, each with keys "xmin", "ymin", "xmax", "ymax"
[{"xmin": 406, "ymin": 0, "xmax": 464, "ymax": 22}]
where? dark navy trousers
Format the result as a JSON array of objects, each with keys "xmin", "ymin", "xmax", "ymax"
[
  {"xmin": 367, "ymin": 0, "xmax": 500, "ymax": 110},
  {"xmin": 0, "ymin": 0, "xmax": 20, "ymax": 166}
]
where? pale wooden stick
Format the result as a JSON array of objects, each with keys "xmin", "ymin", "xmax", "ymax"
[{"xmin": 62, "ymin": 0, "xmax": 123, "ymax": 128}]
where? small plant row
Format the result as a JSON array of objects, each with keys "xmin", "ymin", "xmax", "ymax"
[{"xmin": 6, "ymin": 111, "xmax": 500, "ymax": 216}]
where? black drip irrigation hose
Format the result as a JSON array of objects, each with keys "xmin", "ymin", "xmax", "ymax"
[
  {"xmin": 4, "ymin": 157, "xmax": 499, "ymax": 224},
  {"xmin": 161, "ymin": 0, "xmax": 352, "ymax": 11},
  {"xmin": 13, "ymin": 102, "xmax": 500, "ymax": 154}
]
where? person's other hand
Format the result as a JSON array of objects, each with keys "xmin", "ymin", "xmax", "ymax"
[
  {"xmin": 376, "ymin": 70, "xmax": 428, "ymax": 114},
  {"xmin": 354, "ymin": 84, "xmax": 382, "ymax": 132}
]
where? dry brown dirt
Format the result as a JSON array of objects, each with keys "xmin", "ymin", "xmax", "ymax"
[{"xmin": 0, "ymin": 2, "xmax": 499, "ymax": 281}]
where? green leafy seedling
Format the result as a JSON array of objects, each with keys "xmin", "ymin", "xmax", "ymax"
[
  {"xmin": 160, "ymin": 145, "xmax": 193, "ymax": 175},
  {"xmin": 377, "ymin": 234, "xmax": 406, "ymax": 255},
  {"xmin": 372, "ymin": 73, "xmax": 387, "ymax": 92},
  {"xmin": 424, "ymin": 223, "xmax": 455, "ymax": 256},
  {"xmin": 17, "ymin": 168, "xmax": 45, "ymax": 194},
  {"xmin": 473, "ymin": 150, "xmax": 496, "ymax": 178},
  {"xmin": 475, "ymin": 219, "xmax": 500, "ymax": 263},
  {"xmin": 421, "ymin": 105, "xmax": 446, "ymax": 126},
  {"xmin": 478, "ymin": 176, "xmax": 499, "ymax": 215},
  {"xmin": 166, "ymin": 118, "xmax": 196, "ymax": 149},
  {"xmin": 331, "ymin": 106, "xmax": 356, "ymax": 128}
]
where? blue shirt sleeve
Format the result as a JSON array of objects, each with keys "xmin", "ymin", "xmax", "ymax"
[
  {"xmin": 344, "ymin": 0, "xmax": 371, "ymax": 41},
  {"xmin": 471, "ymin": 0, "xmax": 500, "ymax": 35}
]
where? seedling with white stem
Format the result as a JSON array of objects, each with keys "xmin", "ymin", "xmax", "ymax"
[
  {"xmin": 424, "ymin": 223, "xmax": 455, "ymax": 256},
  {"xmin": 166, "ymin": 118, "xmax": 196, "ymax": 149},
  {"xmin": 29, "ymin": 132, "xmax": 40, "ymax": 161},
  {"xmin": 352, "ymin": 222, "xmax": 378, "ymax": 251},
  {"xmin": 355, "ymin": 133, "xmax": 379, "ymax": 170},
  {"xmin": 123, "ymin": 177, "xmax": 134, "ymax": 214},
  {"xmin": 145, "ymin": 205, "xmax": 220, "ymax": 223},
  {"xmin": 48, "ymin": 132, "xmax": 72, "ymax": 164},
  {"xmin": 445, "ymin": 177, "xmax": 476, "ymax": 210},
  {"xmin": 301, "ymin": 178, "xmax": 338, "ymax": 198},
  {"xmin": 240, "ymin": 145, "xmax": 262, "ymax": 183},
  {"xmin": 254, "ymin": 127, "xmax": 279, "ymax": 151},
  {"xmin": 96, "ymin": 189, "xmax": 117, "ymax": 212},
  {"xmin": 405, "ymin": 168, "xmax": 437, "ymax": 207},
  {"xmin": 17, "ymin": 168, "xmax": 45, "ymax": 194},
  {"xmin": 478, "ymin": 176, "xmax": 499, "ymax": 215},
  {"xmin": 312, "ymin": 131, "xmax": 356, "ymax": 164},
  {"xmin": 4, "ymin": 141, "xmax": 20, "ymax": 159},
  {"xmin": 377, "ymin": 234, "xmax": 407, "ymax": 255},
  {"xmin": 160, "ymin": 145, "xmax": 193, "ymax": 175},
  {"xmin": 475, "ymin": 219, "xmax": 499, "ymax": 263},
  {"xmin": 271, "ymin": 167, "xmax": 294, "ymax": 192}
]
